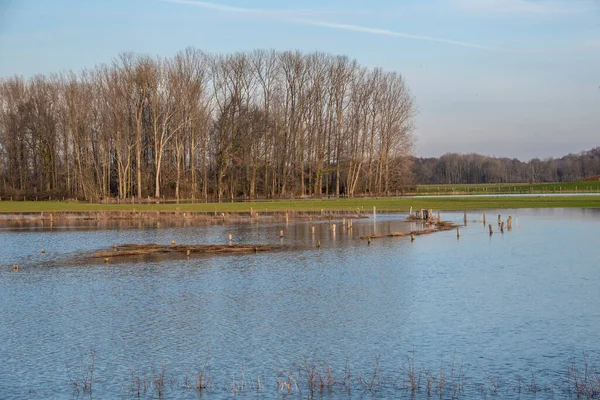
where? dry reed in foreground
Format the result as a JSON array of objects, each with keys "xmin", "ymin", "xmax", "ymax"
[{"xmin": 61, "ymin": 349, "xmax": 600, "ymax": 399}]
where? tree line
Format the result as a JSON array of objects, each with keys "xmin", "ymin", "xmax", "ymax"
[
  {"xmin": 413, "ymin": 147, "xmax": 600, "ymax": 184},
  {"xmin": 0, "ymin": 48, "xmax": 415, "ymax": 202}
]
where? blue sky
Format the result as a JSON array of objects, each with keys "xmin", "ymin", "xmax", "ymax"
[{"xmin": 0, "ymin": 0, "xmax": 598, "ymax": 160}]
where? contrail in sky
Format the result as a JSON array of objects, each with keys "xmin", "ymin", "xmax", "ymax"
[{"xmin": 163, "ymin": 0, "xmax": 498, "ymax": 51}]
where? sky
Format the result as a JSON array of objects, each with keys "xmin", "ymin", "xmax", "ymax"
[{"xmin": 0, "ymin": 0, "xmax": 598, "ymax": 160}]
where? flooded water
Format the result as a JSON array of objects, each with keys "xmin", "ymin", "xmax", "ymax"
[{"xmin": 1, "ymin": 209, "xmax": 599, "ymax": 399}]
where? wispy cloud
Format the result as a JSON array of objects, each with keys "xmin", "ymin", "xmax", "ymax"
[
  {"xmin": 294, "ymin": 19, "xmax": 496, "ymax": 50},
  {"xmin": 164, "ymin": 0, "xmax": 371, "ymax": 18},
  {"xmin": 163, "ymin": 0, "xmax": 498, "ymax": 50},
  {"xmin": 449, "ymin": 0, "xmax": 593, "ymax": 17}
]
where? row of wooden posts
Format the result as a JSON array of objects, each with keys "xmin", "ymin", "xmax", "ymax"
[{"xmin": 487, "ymin": 214, "xmax": 513, "ymax": 235}]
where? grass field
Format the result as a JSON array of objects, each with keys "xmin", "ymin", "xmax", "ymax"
[
  {"xmin": 417, "ymin": 181, "xmax": 600, "ymax": 195},
  {"xmin": 1, "ymin": 195, "xmax": 599, "ymax": 214}
]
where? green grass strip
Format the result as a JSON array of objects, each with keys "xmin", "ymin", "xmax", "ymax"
[{"xmin": 1, "ymin": 195, "xmax": 599, "ymax": 214}]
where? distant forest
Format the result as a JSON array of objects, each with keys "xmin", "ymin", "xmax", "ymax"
[
  {"xmin": 413, "ymin": 147, "xmax": 600, "ymax": 185},
  {"xmin": 0, "ymin": 48, "xmax": 415, "ymax": 201}
]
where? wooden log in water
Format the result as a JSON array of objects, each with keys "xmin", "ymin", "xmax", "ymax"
[
  {"xmin": 360, "ymin": 233, "xmax": 384, "ymax": 240},
  {"xmin": 360, "ymin": 220, "xmax": 457, "ymax": 241}
]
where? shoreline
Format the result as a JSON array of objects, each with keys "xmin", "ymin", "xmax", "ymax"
[{"xmin": 0, "ymin": 195, "xmax": 598, "ymax": 219}]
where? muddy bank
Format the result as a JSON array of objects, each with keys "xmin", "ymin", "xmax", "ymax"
[{"xmin": 94, "ymin": 243, "xmax": 282, "ymax": 260}]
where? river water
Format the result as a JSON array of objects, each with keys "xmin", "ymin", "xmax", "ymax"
[{"xmin": 1, "ymin": 209, "xmax": 599, "ymax": 399}]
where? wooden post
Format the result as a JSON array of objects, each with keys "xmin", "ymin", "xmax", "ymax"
[
  {"xmin": 498, "ymin": 215, "xmax": 501, "ymax": 225},
  {"xmin": 463, "ymin": 211, "xmax": 467, "ymax": 225},
  {"xmin": 483, "ymin": 212, "xmax": 486, "ymax": 225},
  {"xmin": 456, "ymin": 228, "xmax": 460, "ymax": 238},
  {"xmin": 250, "ymin": 207, "xmax": 253, "ymax": 217},
  {"xmin": 311, "ymin": 226, "xmax": 315, "ymax": 234},
  {"xmin": 410, "ymin": 234, "xmax": 415, "ymax": 242},
  {"xmin": 500, "ymin": 222, "xmax": 505, "ymax": 233},
  {"xmin": 489, "ymin": 224, "xmax": 493, "ymax": 235},
  {"xmin": 279, "ymin": 230, "xmax": 284, "ymax": 238},
  {"xmin": 332, "ymin": 224, "xmax": 336, "ymax": 232},
  {"xmin": 373, "ymin": 206, "xmax": 376, "ymax": 219},
  {"xmin": 228, "ymin": 234, "xmax": 232, "ymax": 243},
  {"xmin": 409, "ymin": 206, "xmax": 413, "ymax": 216},
  {"xmin": 437, "ymin": 211, "xmax": 441, "ymax": 222},
  {"xmin": 316, "ymin": 240, "xmax": 320, "ymax": 248}
]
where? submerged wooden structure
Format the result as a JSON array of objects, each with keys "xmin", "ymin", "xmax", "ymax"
[
  {"xmin": 93, "ymin": 243, "xmax": 281, "ymax": 259},
  {"xmin": 360, "ymin": 220, "xmax": 457, "ymax": 241}
]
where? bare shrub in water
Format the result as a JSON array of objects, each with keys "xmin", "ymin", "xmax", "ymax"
[
  {"xmin": 565, "ymin": 354, "xmax": 600, "ymax": 398},
  {"xmin": 127, "ymin": 370, "xmax": 149, "ymax": 398},
  {"xmin": 358, "ymin": 354, "xmax": 383, "ymax": 392},
  {"xmin": 183, "ymin": 358, "xmax": 212, "ymax": 393},
  {"xmin": 66, "ymin": 348, "xmax": 96, "ymax": 396},
  {"xmin": 276, "ymin": 361, "xmax": 300, "ymax": 394},
  {"xmin": 303, "ymin": 356, "xmax": 336, "ymax": 395}
]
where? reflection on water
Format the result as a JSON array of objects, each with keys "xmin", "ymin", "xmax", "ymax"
[{"xmin": 1, "ymin": 209, "xmax": 599, "ymax": 399}]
